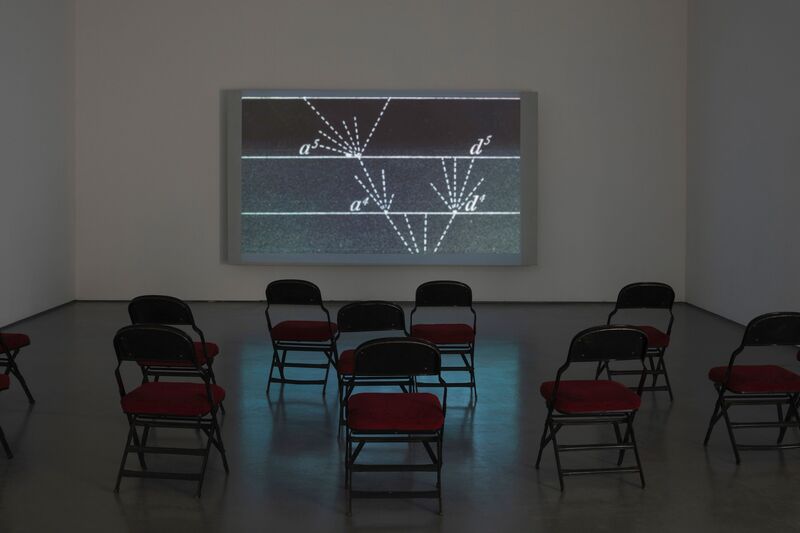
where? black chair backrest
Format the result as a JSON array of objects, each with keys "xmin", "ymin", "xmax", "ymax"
[
  {"xmin": 266, "ymin": 279, "xmax": 323, "ymax": 306},
  {"xmin": 337, "ymin": 301, "xmax": 406, "ymax": 333},
  {"xmin": 114, "ymin": 324, "xmax": 197, "ymax": 367},
  {"xmin": 741, "ymin": 312, "xmax": 800, "ymax": 347},
  {"xmin": 128, "ymin": 295, "xmax": 196, "ymax": 326},
  {"xmin": 567, "ymin": 325, "xmax": 648, "ymax": 364},
  {"xmin": 353, "ymin": 337, "xmax": 440, "ymax": 377},
  {"xmin": 414, "ymin": 281, "xmax": 472, "ymax": 307},
  {"xmin": 613, "ymin": 282, "xmax": 675, "ymax": 310}
]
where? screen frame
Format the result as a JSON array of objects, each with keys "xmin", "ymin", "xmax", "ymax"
[{"xmin": 225, "ymin": 89, "xmax": 537, "ymax": 266}]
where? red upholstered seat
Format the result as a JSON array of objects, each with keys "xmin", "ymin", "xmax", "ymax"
[
  {"xmin": 411, "ymin": 324, "xmax": 474, "ymax": 345},
  {"xmin": 121, "ymin": 382, "xmax": 225, "ymax": 416},
  {"xmin": 138, "ymin": 341, "xmax": 219, "ymax": 367},
  {"xmin": 271, "ymin": 320, "xmax": 337, "ymax": 342},
  {"xmin": 0, "ymin": 374, "xmax": 9, "ymax": 391},
  {"xmin": 708, "ymin": 365, "xmax": 800, "ymax": 394},
  {"xmin": 0, "ymin": 333, "xmax": 30, "ymax": 351},
  {"xmin": 540, "ymin": 380, "xmax": 641, "ymax": 414},
  {"xmin": 337, "ymin": 349, "xmax": 355, "ymax": 375},
  {"xmin": 347, "ymin": 392, "xmax": 444, "ymax": 432},
  {"xmin": 635, "ymin": 326, "xmax": 669, "ymax": 349}
]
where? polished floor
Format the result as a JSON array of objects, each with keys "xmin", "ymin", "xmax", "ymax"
[{"xmin": 2, "ymin": 302, "xmax": 800, "ymax": 532}]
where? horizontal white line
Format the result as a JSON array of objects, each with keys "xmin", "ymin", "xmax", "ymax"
[
  {"xmin": 242, "ymin": 155, "xmax": 519, "ymax": 160},
  {"xmin": 243, "ymin": 96, "xmax": 519, "ymax": 101},
  {"xmin": 241, "ymin": 211, "xmax": 520, "ymax": 216}
]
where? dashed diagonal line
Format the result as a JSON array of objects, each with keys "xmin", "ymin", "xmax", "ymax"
[
  {"xmin": 433, "ymin": 212, "xmax": 458, "ymax": 253},
  {"xmin": 404, "ymin": 214, "xmax": 419, "ymax": 254},
  {"xmin": 318, "ymin": 129, "xmax": 351, "ymax": 153},
  {"xmin": 361, "ymin": 98, "xmax": 391, "ymax": 153},
  {"xmin": 353, "ymin": 174, "xmax": 381, "ymax": 205},
  {"xmin": 303, "ymin": 98, "xmax": 351, "ymax": 149},
  {"xmin": 353, "ymin": 116, "xmax": 361, "ymax": 153},
  {"xmin": 457, "ymin": 157, "xmax": 477, "ymax": 208},
  {"xmin": 341, "ymin": 120, "xmax": 356, "ymax": 152},
  {"xmin": 319, "ymin": 144, "xmax": 349, "ymax": 156},
  {"xmin": 429, "ymin": 183, "xmax": 451, "ymax": 209},
  {"xmin": 384, "ymin": 213, "xmax": 413, "ymax": 253},
  {"xmin": 358, "ymin": 159, "xmax": 382, "ymax": 206}
]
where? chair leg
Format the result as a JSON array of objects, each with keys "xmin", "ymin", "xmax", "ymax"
[
  {"xmin": 127, "ymin": 416, "xmax": 147, "ymax": 470},
  {"xmin": 211, "ymin": 411, "xmax": 229, "ymax": 474},
  {"xmin": 437, "ymin": 431, "xmax": 443, "ymax": 515},
  {"xmin": 196, "ymin": 427, "xmax": 215, "ymax": 498},
  {"xmin": 207, "ymin": 364, "xmax": 225, "ymax": 415},
  {"xmin": 9, "ymin": 363, "xmax": 35, "ymax": 404},
  {"xmin": 470, "ymin": 350, "xmax": 478, "ymax": 401},
  {"xmin": 266, "ymin": 349, "xmax": 279, "ymax": 394},
  {"xmin": 0, "ymin": 423, "xmax": 12, "ymax": 459},
  {"xmin": 613, "ymin": 422, "xmax": 626, "ymax": 466},
  {"xmin": 594, "ymin": 361, "xmax": 605, "ymax": 380},
  {"xmin": 114, "ymin": 423, "xmax": 136, "ymax": 492},
  {"xmin": 534, "ymin": 416, "xmax": 551, "ymax": 468},
  {"xmin": 655, "ymin": 351, "xmax": 674, "ymax": 401},
  {"xmin": 703, "ymin": 388, "xmax": 726, "ymax": 445},
  {"xmin": 549, "ymin": 419, "xmax": 565, "ymax": 491},
  {"xmin": 626, "ymin": 414, "xmax": 645, "ymax": 488},
  {"xmin": 720, "ymin": 400, "xmax": 741, "ymax": 464}
]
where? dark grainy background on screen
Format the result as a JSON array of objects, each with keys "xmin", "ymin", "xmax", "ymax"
[{"xmin": 241, "ymin": 96, "xmax": 520, "ymax": 256}]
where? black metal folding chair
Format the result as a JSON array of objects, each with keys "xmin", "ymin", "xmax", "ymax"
[
  {"xmin": 0, "ymin": 374, "xmax": 11, "ymax": 458},
  {"xmin": 703, "ymin": 312, "xmax": 800, "ymax": 463},
  {"xmin": 536, "ymin": 325, "xmax": 649, "ymax": 490},
  {"xmin": 0, "ymin": 331, "xmax": 34, "ymax": 404},
  {"xmin": 265, "ymin": 280, "xmax": 338, "ymax": 395},
  {"xmin": 129, "ymin": 295, "xmax": 224, "ymax": 412},
  {"xmin": 113, "ymin": 324, "xmax": 228, "ymax": 497},
  {"xmin": 335, "ymin": 301, "xmax": 409, "ymax": 427},
  {"xmin": 345, "ymin": 337, "xmax": 446, "ymax": 515},
  {"xmin": 410, "ymin": 281, "xmax": 477, "ymax": 399},
  {"xmin": 596, "ymin": 282, "xmax": 675, "ymax": 400}
]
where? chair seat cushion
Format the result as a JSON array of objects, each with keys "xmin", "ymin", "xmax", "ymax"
[
  {"xmin": 540, "ymin": 380, "xmax": 641, "ymax": 413},
  {"xmin": 121, "ymin": 382, "xmax": 225, "ymax": 416},
  {"xmin": 138, "ymin": 341, "xmax": 219, "ymax": 368},
  {"xmin": 0, "ymin": 333, "xmax": 30, "ymax": 351},
  {"xmin": 347, "ymin": 392, "xmax": 444, "ymax": 432},
  {"xmin": 708, "ymin": 365, "xmax": 800, "ymax": 393},
  {"xmin": 0, "ymin": 374, "xmax": 9, "ymax": 391},
  {"xmin": 635, "ymin": 326, "xmax": 669, "ymax": 349},
  {"xmin": 271, "ymin": 320, "xmax": 337, "ymax": 342},
  {"xmin": 411, "ymin": 324, "xmax": 474, "ymax": 345},
  {"xmin": 337, "ymin": 349, "xmax": 355, "ymax": 375}
]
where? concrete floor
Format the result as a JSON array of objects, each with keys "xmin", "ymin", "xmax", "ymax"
[{"xmin": 1, "ymin": 301, "xmax": 800, "ymax": 532}]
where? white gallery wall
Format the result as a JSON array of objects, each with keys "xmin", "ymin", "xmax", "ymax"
[
  {"xmin": 687, "ymin": 0, "xmax": 800, "ymax": 324},
  {"xmin": 0, "ymin": 1, "xmax": 75, "ymax": 325},
  {"xmin": 74, "ymin": 0, "xmax": 687, "ymax": 302}
]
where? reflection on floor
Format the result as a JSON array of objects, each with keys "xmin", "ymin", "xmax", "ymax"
[{"xmin": 1, "ymin": 302, "xmax": 799, "ymax": 532}]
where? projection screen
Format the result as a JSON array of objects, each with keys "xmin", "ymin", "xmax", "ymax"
[{"xmin": 226, "ymin": 90, "xmax": 537, "ymax": 265}]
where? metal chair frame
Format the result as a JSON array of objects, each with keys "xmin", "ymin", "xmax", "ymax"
[
  {"xmin": 113, "ymin": 324, "xmax": 228, "ymax": 497},
  {"xmin": 536, "ymin": 325, "xmax": 649, "ymax": 490},
  {"xmin": 0, "ymin": 333, "xmax": 34, "ymax": 404},
  {"xmin": 265, "ymin": 280, "xmax": 338, "ymax": 395},
  {"xmin": 335, "ymin": 301, "xmax": 410, "ymax": 428},
  {"xmin": 703, "ymin": 312, "xmax": 800, "ymax": 463},
  {"xmin": 410, "ymin": 281, "xmax": 477, "ymax": 398},
  {"xmin": 597, "ymin": 282, "xmax": 675, "ymax": 400},
  {"xmin": 344, "ymin": 337, "xmax": 446, "ymax": 515},
  {"xmin": 0, "ymin": 377, "xmax": 11, "ymax": 458}
]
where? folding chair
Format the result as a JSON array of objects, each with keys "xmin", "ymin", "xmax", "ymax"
[
  {"xmin": 703, "ymin": 312, "xmax": 800, "ymax": 463},
  {"xmin": 0, "ymin": 374, "xmax": 12, "ymax": 458},
  {"xmin": 410, "ymin": 281, "xmax": 477, "ymax": 398},
  {"xmin": 113, "ymin": 324, "xmax": 228, "ymax": 497},
  {"xmin": 335, "ymin": 301, "xmax": 409, "ymax": 427},
  {"xmin": 536, "ymin": 325, "xmax": 649, "ymax": 490},
  {"xmin": 0, "ymin": 331, "xmax": 34, "ymax": 404},
  {"xmin": 128, "ymin": 295, "xmax": 222, "ymax": 385},
  {"xmin": 345, "ymin": 337, "xmax": 446, "ymax": 515},
  {"xmin": 596, "ymin": 282, "xmax": 675, "ymax": 400},
  {"xmin": 265, "ymin": 280, "xmax": 338, "ymax": 394}
]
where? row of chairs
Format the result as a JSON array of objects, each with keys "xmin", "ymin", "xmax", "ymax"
[
  {"xmin": 4, "ymin": 283, "xmax": 800, "ymax": 513},
  {"xmin": 264, "ymin": 279, "xmax": 478, "ymax": 403}
]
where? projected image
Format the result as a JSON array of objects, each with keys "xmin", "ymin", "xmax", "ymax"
[{"xmin": 237, "ymin": 92, "xmax": 525, "ymax": 265}]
